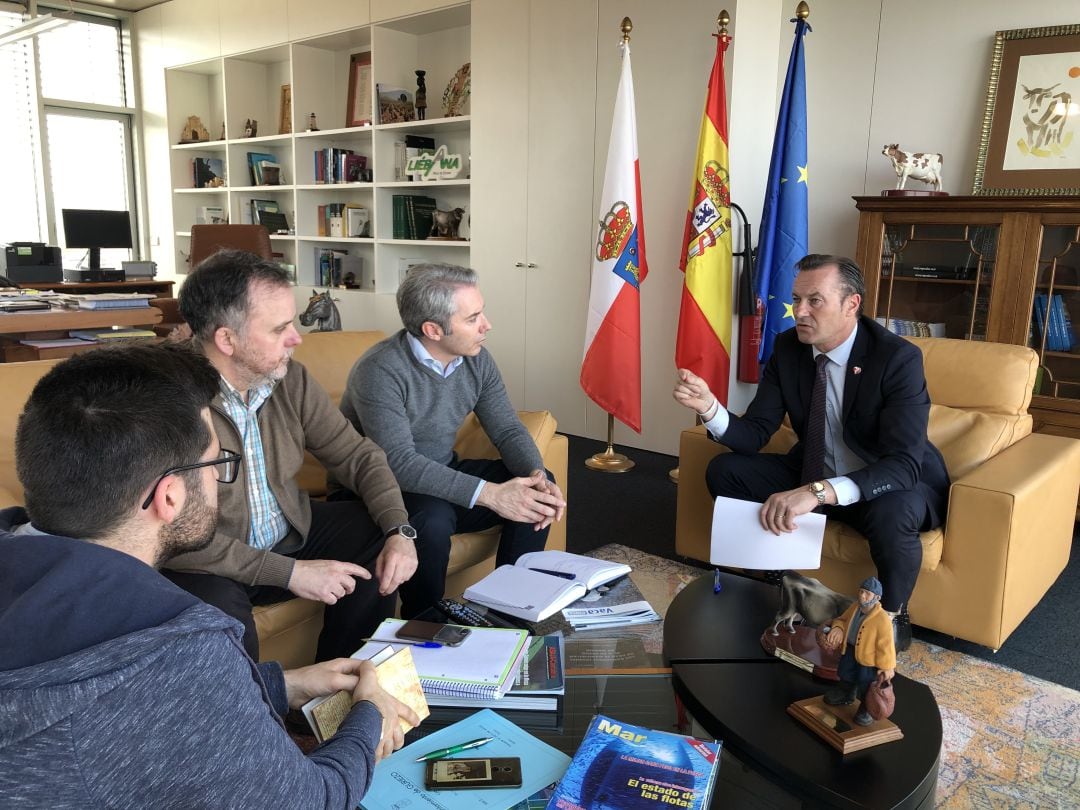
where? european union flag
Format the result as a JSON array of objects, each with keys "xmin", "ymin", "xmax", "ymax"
[{"xmin": 755, "ymin": 16, "xmax": 810, "ymax": 364}]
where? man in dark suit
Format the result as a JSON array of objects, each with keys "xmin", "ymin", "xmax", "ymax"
[{"xmin": 674, "ymin": 254, "xmax": 949, "ymax": 650}]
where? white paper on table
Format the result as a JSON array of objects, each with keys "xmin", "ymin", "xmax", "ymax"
[{"xmin": 709, "ymin": 495, "xmax": 825, "ymax": 569}]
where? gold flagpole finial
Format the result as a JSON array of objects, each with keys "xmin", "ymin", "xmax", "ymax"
[
  {"xmin": 718, "ymin": 10, "xmax": 730, "ymax": 35},
  {"xmin": 795, "ymin": 2, "xmax": 810, "ymax": 20},
  {"xmin": 621, "ymin": 16, "xmax": 633, "ymax": 44}
]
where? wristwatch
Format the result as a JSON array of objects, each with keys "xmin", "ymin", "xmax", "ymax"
[
  {"xmin": 384, "ymin": 524, "xmax": 418, "ymax": 541},
  {"xmin": 808, "ymin": 481, "xmax": 827, "ymax": 506}
]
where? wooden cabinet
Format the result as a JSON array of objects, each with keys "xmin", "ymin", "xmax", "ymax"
[
  {"xmin": 854, "ymin": 195, "xmax": 1080, "ymax": 439},
  {"xmin": 164, "ymin": 3, "xmax": 471, "ymax": 295}
]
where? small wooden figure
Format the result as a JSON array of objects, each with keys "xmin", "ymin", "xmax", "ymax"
[
  {"xmin": 415, "ymin": 70, "xmax": 427, "ymax": 120},
  {"xmin": 307, "ymin": 112, "xmax": 319, "ymax": 132}
]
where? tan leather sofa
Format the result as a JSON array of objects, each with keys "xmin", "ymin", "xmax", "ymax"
[
  {"xmin": 675, "ymin": 337, "xmax": 1080, "ymax": 650},
  {"xmin": 0, "ymin": 330, "xmax": 568, "ymax": 669}
]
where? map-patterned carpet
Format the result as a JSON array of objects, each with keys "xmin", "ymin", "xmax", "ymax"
[{"xmin": 592, "ymin": 544, "xmax": 1080, "ymax": 808}]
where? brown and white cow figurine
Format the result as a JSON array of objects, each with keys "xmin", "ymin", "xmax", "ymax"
[{"xmin": 882, "ymin": 144, "xmax": 943, "ymax": 191}]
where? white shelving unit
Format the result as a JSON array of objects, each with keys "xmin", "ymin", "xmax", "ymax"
[{"xmin": 164, "ymin": 4, "xmax": 471, "ymax": 293}]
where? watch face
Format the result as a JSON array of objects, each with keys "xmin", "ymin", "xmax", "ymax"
[{"xmin": 399, "ymin": 525, "xmax": 417, "ymax": 540}]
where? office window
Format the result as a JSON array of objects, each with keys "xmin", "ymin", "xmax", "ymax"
[{"xmin": 0, "ymin": 10, "xmax": 136, "ymax": 263}]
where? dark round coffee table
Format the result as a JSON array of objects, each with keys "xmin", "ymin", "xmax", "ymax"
[{"xmin": 665, "ymin": 572, "xmax": 941, "ymax": 809}]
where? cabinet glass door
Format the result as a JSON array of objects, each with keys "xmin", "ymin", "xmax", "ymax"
[
  {"xmin": 1032, "ymin": 224, "xmax": 1080, "ymax": 401},
  {"xmin": 876, "ymin": 222, "xmax": 997, "ymax": 341}
]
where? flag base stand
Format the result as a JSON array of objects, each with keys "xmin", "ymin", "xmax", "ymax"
[{"xmin": 585, "ymin": 414, "xmax": 635, "ymax": 473}]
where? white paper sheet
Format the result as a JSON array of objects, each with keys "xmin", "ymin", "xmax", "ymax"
[{"xmin": 709, "ymin": 495, "xmax": 825, "ymax": 569}]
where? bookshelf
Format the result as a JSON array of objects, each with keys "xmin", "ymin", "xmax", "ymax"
[
  {"xmin": 164, "ymin": 4, "xmax": 471, "ymax": 294},
  {"xmin": 854, "ymin": 195, "xmax": 1080, "ymax": 442}
]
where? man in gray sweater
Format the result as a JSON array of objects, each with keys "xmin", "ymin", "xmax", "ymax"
[
  {"xmin": 337, "ymin": 264, "xmax": 566, "ymax": 617},
  {"xmin": 0, "ymin": 344, "xmax": 417, "ymax": 808}
]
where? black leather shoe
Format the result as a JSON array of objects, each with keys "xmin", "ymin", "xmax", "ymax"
[
  {"xmin": 853, "ymin": 706, "xmax": 874, "ymax": 726},
  {"xmin": 824, "ymin": 682, "xmax": 857, "ymax": 706},
  {"xmin": 892, "ymin": 605, "xmax": 912, "ymax": 652}
]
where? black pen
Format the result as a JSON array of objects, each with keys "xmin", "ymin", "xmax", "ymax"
[{"xmin": 528, "ymin": 567, "xmax": 577, "ymax": 580}]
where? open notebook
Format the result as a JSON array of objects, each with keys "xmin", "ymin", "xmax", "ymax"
[{"xmin": 464, "ymin": 550, "xmax": 632, "ymax": 622}]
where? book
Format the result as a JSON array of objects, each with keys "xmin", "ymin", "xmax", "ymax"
[
  {"xmin": 197, "ymin": 205, "xmax": 226, "ymax": 225},
  {"xmin": 70, "ymin": 328, "xmax": 157, "ymax": 342},
  {"xmin": 464, "ymin": 550, "xmax": 633, "ymax": 623},
  {"xmin": 191, "ymin": 157, "xmax": 225, "ymax": 188},
  {"xmin": 426, "ymin": 633, "xmax": 565, "ymax": 711},
  {"xmin": 249, "ymin": 198, "xmax": 278, "ymax": 226},
  {"xmin": 545, "ymin": 714, "xmax": 721, "ymax": 810},
  {"xmin": 256, "ymin": 209, "xmax": 289, "ymax": 233},
  {"xmin": 64, "ymin": 293, "xmax": 155, "ymax": 310},
  {"xmin": 345, "ymin": 204, "xmax": 369, "ymax": 238},
  {"xmin": 362, "ymin": 618, "xmax": 530, "ymax": 701},
  {"xmin": 377, "ymin": 84, "xmax": 416, "ymax": 124},
  {"xmin": 360, "ymin": 709, "xmax": 571, "ymax": 810},
  {"xmin": 1052, "ymin": 294, "xmax": 1076, "ymax": 351},
  {"xmin": 562, "ymin": 600, "xmax": 661, "ymax": 631},
  {"xmin": 246, "ymin": 151, "xmax": 279, "ymax": 185},
  {"xmin": 300, "ymin": 644, "xmax": 429, "ymax": 743}
]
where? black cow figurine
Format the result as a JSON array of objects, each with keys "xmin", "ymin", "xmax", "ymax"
[{"xmin": 299, "ymin": 289, "xmax": 341, "ymax": 332}]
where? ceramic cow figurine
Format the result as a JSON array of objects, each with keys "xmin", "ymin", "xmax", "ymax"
[{"xmin": 882, "ymin": 144, "xmax": 943, "ymax": 191}]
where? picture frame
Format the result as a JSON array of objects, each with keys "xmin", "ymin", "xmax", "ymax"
[
  {"xmin": 973, "ymin": 24, "xmax": 1080, "ymax": 196},
  {"xmin": 346, "ymin": 52, "xmax": 372, "ymax": 127}
]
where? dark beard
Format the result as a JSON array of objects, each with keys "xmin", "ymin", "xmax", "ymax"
[{"xmin": 156, "ymin": 476, "xmax": 218, "ymax": 566}]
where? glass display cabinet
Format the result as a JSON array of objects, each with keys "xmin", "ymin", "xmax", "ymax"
[{"xmin": 854, "ymin": 196, "xmax": 1080, "ymax": 440}]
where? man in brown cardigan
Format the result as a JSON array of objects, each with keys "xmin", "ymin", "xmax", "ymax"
[{"xmin": 164, "ymin": 250, "xmax": 418, "ymax": 662}]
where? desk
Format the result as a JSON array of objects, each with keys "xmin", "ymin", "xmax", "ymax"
[
  {"xmin": 0, "ymin": 306, "xmax": 162, "ymax": 361},
  {"xmin": 17, "ymin": 279, "xmax": 173, "ymax": 296}
]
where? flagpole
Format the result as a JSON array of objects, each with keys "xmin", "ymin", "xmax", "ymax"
[
  {"xmin": 585, "ymin": 15, "xmax": 638, "ymax": 475},
  {"xmin": 586, "ymin": 413, "xmax": 635, "ymax": 472}
]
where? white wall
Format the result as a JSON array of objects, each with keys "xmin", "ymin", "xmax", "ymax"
[{"xmin": 133, "ymin": 0, "xmax": 1077, "ymax": 456}]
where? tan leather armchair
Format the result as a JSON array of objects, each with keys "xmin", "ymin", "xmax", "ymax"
[{"xmin": 675, "ymin": 337, "xmax": 1080, "ymax": 650}]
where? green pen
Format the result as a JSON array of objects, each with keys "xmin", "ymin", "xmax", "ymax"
[{"xmin": 414, "ymin": 736, "xmax": 494, "ymax": 762}]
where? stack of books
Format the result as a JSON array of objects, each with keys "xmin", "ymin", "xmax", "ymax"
[
  {"xmin": 313, "ymin": 148, "xmax": 367, "ymax": 184},
  {"xmin": 391, "ymin": 194, "xmax": 437, "ymax": 240},
  {"xmin": 60, "ymin": 294, "xmax": 154, "ymax": 311}
]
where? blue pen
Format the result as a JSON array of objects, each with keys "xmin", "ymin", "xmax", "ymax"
[
  {"xmin": 713, "ymin": 568, "xmax": 723, "ymax": 594},
  {"xmin": 361, "ymin": 637, "xmax": 442, "ymax": 649},
  {"xmin": 528, "ymin": 567, "xmax": 577, "ymax": 580}
]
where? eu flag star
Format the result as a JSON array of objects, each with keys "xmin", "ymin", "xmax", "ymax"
[
  {"xmin": 797, "ymin": 165, "xmax": 808, "ymax": 184},
  {"xmin": 783, "ymin": 301, "xmax": 795, "ymax": 320}
]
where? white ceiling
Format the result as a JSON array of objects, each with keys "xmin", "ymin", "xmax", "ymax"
[{"xmin": 80, "ymin": 0, "xmax": 169, "ymax": 11}]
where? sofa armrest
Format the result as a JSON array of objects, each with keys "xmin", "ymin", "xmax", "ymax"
[
  {"xmin": 918, "ymin": 432, "xmax": 1080, "ymax": 648},
  {"xmin": 0, "ymin": 485, "xmax": 20, "ymax": 509}
]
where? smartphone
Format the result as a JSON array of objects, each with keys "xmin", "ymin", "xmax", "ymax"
[
  {"xmin": 397, "ymin": 619, "xmax": 471, "ymax": 647},
  {"xmin": 424, "ymin": 757, "xmax": 523, "ymax": 790}
]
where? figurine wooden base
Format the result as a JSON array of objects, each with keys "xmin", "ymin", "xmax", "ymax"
[
  {"xmin": 760, "ymin": 625, "xmax": 840, "ymax": 681},
  {"xmin": 881, "ymin": 189, "xmax": 948, "ymax": 197},
  {"xmin": 788, "ymin": 696, "xmax": 903, "ymax": 754}
]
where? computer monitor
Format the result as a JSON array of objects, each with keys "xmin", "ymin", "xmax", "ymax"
[{"xmin": 61, "ymin": 209, "xmax": 133, "ymax": 270}]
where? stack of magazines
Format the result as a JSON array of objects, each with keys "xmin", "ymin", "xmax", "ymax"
[{"xmin": 563, "ymin": 600, "xmax": 660, "ymax": 631}]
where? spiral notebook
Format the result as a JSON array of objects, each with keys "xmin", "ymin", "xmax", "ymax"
[{"xmin": 362, "ymin": 618, "xmax": 529, "ymax": 700}]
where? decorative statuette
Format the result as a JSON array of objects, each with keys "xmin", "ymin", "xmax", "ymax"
[{"xmin": 415, "ymin": 69, "xmax": 427, "ymax": 121}]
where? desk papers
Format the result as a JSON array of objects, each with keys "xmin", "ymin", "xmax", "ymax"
[{"xmin": 709, "ymin": 495, "xmax": 825, "ymax": 570}]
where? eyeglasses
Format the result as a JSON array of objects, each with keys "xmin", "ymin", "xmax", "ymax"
[{"xmin": 141, "ymin": 448, "xmax": 242, "ymax": 510}]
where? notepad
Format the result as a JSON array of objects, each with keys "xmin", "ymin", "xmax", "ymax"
[
  {"xmin": 363, "ymin": 619, "xmax": 529, "ymax": 700},
  {"xmin": 464, "ymin": 565, "xmax": 588, "ymax": 623}
]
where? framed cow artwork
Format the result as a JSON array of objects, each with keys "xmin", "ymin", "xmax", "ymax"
[{"xmin": 974, "ymin": 24, "xmax": 1080, "ymax": 196}]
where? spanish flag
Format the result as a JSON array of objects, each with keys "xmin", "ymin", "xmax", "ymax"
[{"xmin": 676, "ymin": 29, "xmax": 732, "ymax": 405}]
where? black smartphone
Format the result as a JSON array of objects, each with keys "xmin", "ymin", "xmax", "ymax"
[
  {"xmin": 424, "ymin": 757, "xmax": 523, "ymax": 790},
  {"xmin": 397, "ymin": 619, "xmax": 471, "ymax": 647}
]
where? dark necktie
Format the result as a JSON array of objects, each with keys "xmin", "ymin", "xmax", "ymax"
[{"xmin": 801, "ymin": 354, "xmax": 830, "ymax": 485}]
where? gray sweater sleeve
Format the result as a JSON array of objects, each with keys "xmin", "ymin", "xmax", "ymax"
[
  {"xmin": 74, "ymin": 632, "xmax": 383, "ymax": 810},
  {"xmin": 472, "ymin": 354, "xmax": 544, "ymax": 476}
]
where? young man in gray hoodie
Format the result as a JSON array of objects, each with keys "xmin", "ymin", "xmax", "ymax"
[{"xmin": 0, "ymin": 344, "xmax": 418, "ymax": 808}]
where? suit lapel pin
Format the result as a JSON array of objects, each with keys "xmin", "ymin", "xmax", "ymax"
[{"xmin": 852, "ymin": 366, "xmax": 862, "ymax": 375}]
